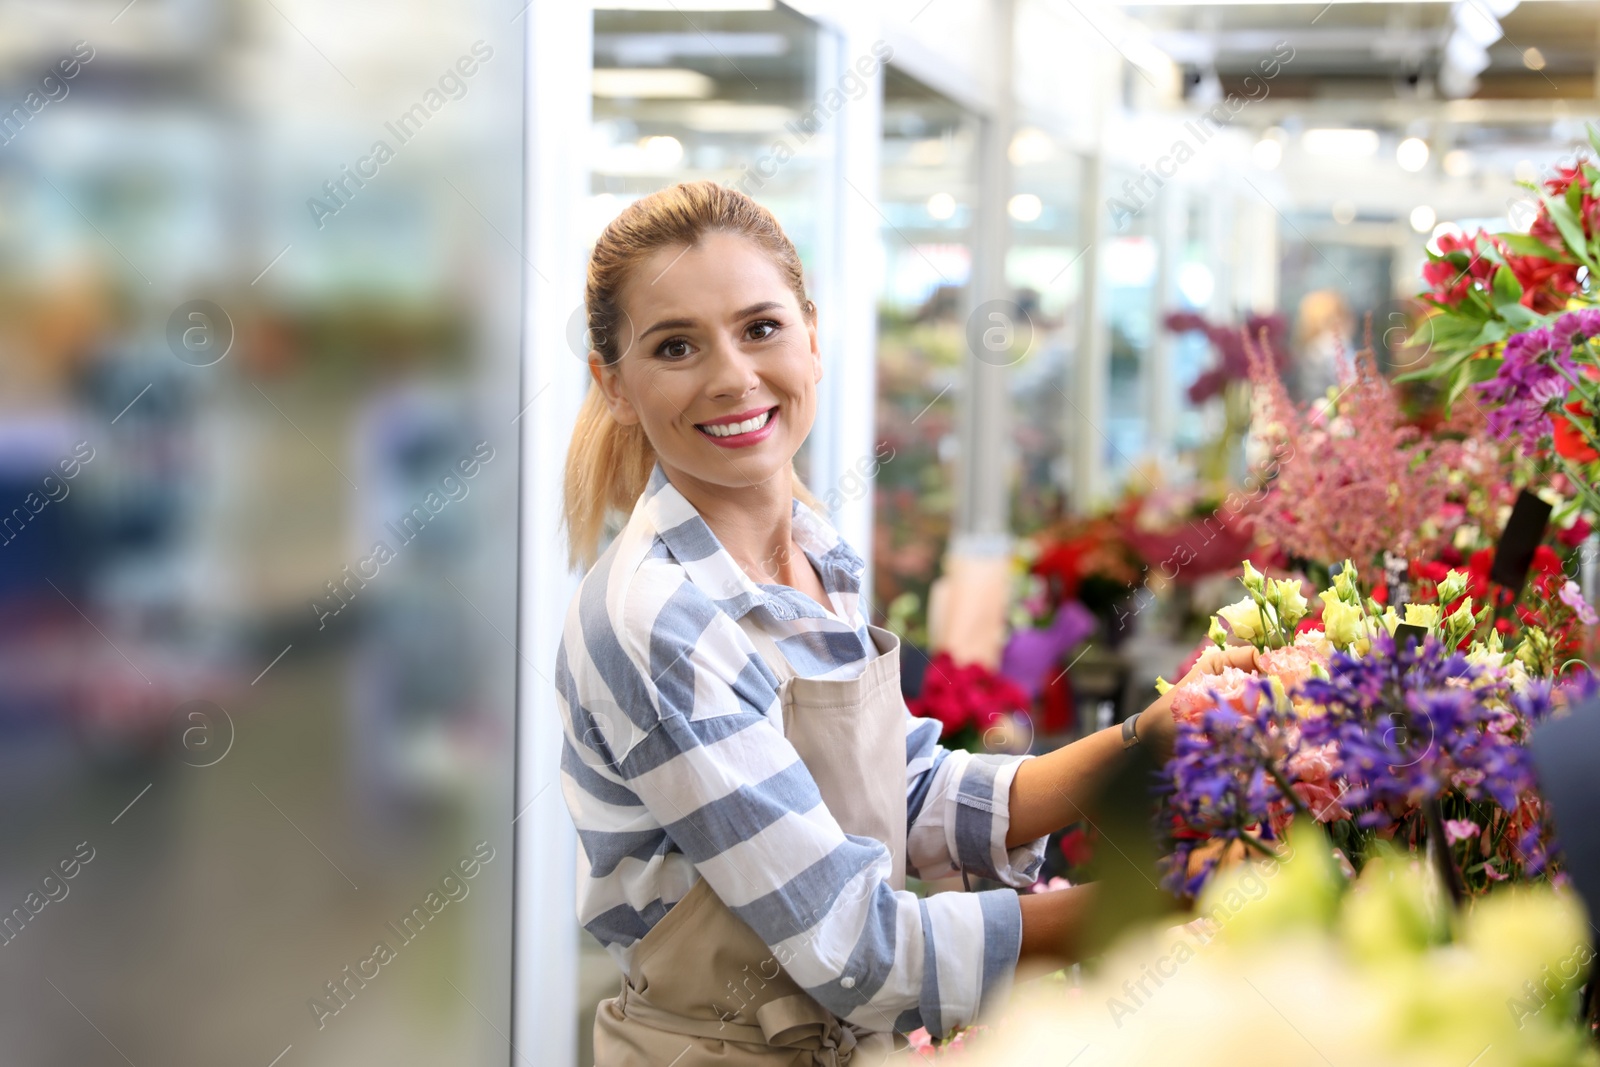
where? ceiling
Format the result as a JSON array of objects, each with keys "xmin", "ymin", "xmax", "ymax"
[{"xmin": 1123, "ymin": 0, "xmax": 1599, "ymax": 107}]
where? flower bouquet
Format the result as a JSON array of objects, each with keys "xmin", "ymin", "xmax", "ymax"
[{"xmin": 1156, "ymin": 560, "xmax": 1593, "ymax": 899}]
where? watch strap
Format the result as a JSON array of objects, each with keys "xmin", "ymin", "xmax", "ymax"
[{"xmin": 1121, "ymin": 711, "xmax": 1142, "ymax": 749}]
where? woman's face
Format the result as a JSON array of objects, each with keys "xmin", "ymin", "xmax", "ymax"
[{"xmin": 591, "ymin": 230, "xmax": 821, "ymax": 496}]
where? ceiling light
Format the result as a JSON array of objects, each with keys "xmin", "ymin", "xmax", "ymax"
[
  {"xmin": 927, "ymin": 193, "xmax": 956, "ymax": 220},
  {"xmin": 1251, "ymin": 137, "xmax": 1283, "ymax": 169},
  {"xmin": 1523, "ymin": 46, "xmax": 1546, "ymax": 70},
  {"xmin": 1303, "ymin": 128, "xmax": 1379, "ymax": 157},
  {"xmin": 1009, "ymin": 128, "xmax": 1056, "ymax": 167},
  {"xmin": 1008, "ymin": 193, "xmax": 1043, "ymax": 222},
  {"xmin": 592, "ymin": 68, "xmax": 715, "ymax": 99},
  {"xmin": 1445, "ymin": 31, "xmax": 1492, "ymax": 77},
  {"xmin": 1332, "ymin": 200, "xmax": 1357, "ymax": 224},
  {"xmin": 1410, "ymin": 205, "xmax": 1437, "ymax": 232},
  {"xmin": 1442, "ymin": 148, "xmax": 1473, "ymax": 176},
  {"xmin": 1397, "ymin": 136, "xmax": 1430, "ymax": 171},
  {"xmin": 640, "ymin": 135, "xmax": 683, "ymax": 167},
  {"xmin": 1452, "ymin": 2, "xmax": 1504, "ymax": 47}
]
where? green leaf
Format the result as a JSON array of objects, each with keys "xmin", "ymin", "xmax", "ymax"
[
  {"xmin": 1395, "ymin": 339, "xmax": 1482, "ymax": 384},
  {"xmin": 1490, "ymin": 265, "xmax": 1524, "ymax": 310},
  {"xmin": 1567, "ymin": 175, "xmax": 1585, "ymax": 214},
  {"xmin": 1468, "ymin": 318, "xmax": 1511, "ymax": 349},
  {"xmin": 1588, "ymin": 123, "xmax": 1600, "ymax": 158},
  {"xmin": 1445, "ymin": 356, "xmax": 1503, "ymax": 408},
  {"xmin": 1497, "ymin": 232, "xmax": 1563, "ymax": 259},
  {"xmin": 1499, "ymin": 302, "xmax": 1542, "ymax": 331},
  {"xmin": 1542, "ymin": 193, "xmax": 1600, "ymax": 273}
]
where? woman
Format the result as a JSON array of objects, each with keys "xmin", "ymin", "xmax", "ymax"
[{"xmin": 556, "ymin": 180, "xmax": 1251, "ymax": 1065}]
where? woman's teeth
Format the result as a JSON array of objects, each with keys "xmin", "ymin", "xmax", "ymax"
[{"xmin": 698, "ymin": 409, "xmax": 772, "ymax": 437}]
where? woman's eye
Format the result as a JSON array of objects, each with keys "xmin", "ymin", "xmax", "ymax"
[
  {"xmin": 656, "ymin": 339, "xmax": 691, "ymax": 360},
  {"xmin": 748, "ymin": 320, "xmax": 780, "ymax": 340}
]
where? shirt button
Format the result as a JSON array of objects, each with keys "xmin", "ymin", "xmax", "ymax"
[{"xmin": 840, "ymin": 976, "xmax": 855, "ymax": 989}]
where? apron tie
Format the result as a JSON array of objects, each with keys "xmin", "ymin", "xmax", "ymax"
[
  {"xmin": 755, "ymin": 994, "xmax": 856, "ymax": 1064},
  {"xmin": 615, "ymin": 977, "xmax": 897, "ymax": 1066}
]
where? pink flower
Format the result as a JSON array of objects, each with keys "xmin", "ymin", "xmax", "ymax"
[
  {"xmin": 1259, "ymin": 644, "xmax": 1315, "ymax": 692},
  {"xmin": 1293, "ymin": 780, "xmax": 1351, "ymax": 822},
  {"xmin": 1287, "ymin": 741, "xmax": 1338, "ymax": 781},
  {"xmin": 1450, "ymin": 768, "xmax": 1485, "ymax": 790},
  {"xmin": 1170, "ymin": 666, "xmax": 1260, "ymax": 723},
  {"xmin": 1483, "ymin": 862, "xmax": 1509, "ymax": 882},
  {"xmin": 1559, "ymin": 580, "xmax": 1598, "ymax": 625},
  {"xmin": 1444, "ymin": 819, "xmax": 1480, "ymax": 845}
]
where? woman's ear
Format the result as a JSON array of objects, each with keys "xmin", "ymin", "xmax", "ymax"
[
  {"xmin": 806, "ymin": 309, "xmax": 822, "ymax": 385},
  {"xmin": 589, "ymin": 355, "xmax": 640, "ymax": 425}
]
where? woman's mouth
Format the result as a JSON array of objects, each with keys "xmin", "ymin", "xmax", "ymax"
[{"xmin": 695, "ymin": 406, "xmax": 778, "ymax": 448}]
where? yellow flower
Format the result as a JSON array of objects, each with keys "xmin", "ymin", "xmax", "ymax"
[
  {"xmin": 1319, "ymin": 592, "xmax": 1363, "ymax": 651},
  {"xmin": 1218, "ymin": 597, "xmax": 1277, "ymax": 644},
  {"xmin": 1330, "ymin": 562, "xmax": 1362, "ymax": 604},
  {"xmin": 1402, "ymin": 603, "xmax": 1440, "ymax": 629},
  {"xmin": 1270, "ymin": 577, "xmax": 1309, "ymax": 629},
  {"xmin": 1436, "ymin": 569, "xmax": 1469, "ymax": 605}
]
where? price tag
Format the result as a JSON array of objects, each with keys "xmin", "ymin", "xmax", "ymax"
[{"xmin": 1489, "ymin": 489, "xmax": 1553, "ymax": 598}]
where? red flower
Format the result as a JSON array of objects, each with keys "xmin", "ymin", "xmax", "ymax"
[
  {"xmin": 1412, "ymin": 559, "xmax": 1451, "ymax": 585},
  {"xmin": 1558, "ymin": 516, "xmax": 1593, "ymax": 547},
  {"xmin": 1553, "ymin": 403, "xmax": 1598, "ymax": 462},
  {"xmin": 909, "ymin": 652, "xmax": 1031, "ymax": 739},
  {"xmin": 1422, "ymin": 231, "xmax": 1496, "ymax": 307},
  {"xmin": 1059, "ymin": 827, "xmax": 1094, "ymax": 867}
]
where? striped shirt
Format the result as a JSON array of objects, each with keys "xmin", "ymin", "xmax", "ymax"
[{"xmin": 554, "ymin": 460, "xmax": 1048, "ymax": 1038}]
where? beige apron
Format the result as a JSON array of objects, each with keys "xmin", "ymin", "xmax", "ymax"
[{"xmin": 593, "ymin": 623, "xmax": 915, "ymax": 1066}]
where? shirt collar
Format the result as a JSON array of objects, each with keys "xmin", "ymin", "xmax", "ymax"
[{"xmin": 637, "ymin": 459, "xmax": 865, "ymax": 623}]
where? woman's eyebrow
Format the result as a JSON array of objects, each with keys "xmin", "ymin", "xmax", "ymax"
[{"xmin": 640, "ymin": 301, "xmax": 785, "ymax": 340}]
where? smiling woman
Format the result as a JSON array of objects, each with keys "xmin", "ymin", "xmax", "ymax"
[{"xmin": 555, "ymin": 168, "xmax": 1268, "ymax": 1067}]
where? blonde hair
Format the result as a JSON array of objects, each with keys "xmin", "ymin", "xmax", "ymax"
[{"xmin": 563, "ymin": 180, "xmax": 824, "ymax": 571}]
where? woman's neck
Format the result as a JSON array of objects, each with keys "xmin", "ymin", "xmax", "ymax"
[{"xmin": 661, "ymin": 460, "xmax": 798, "ymax": 586}]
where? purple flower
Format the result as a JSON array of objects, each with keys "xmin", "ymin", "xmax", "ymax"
[
  {"xmin": 1159, "ymin": 687, "xmax": 1289, "ymax": 894},
  {"xmin": 1296, "ymin": 631, "xmax": 1548, "ymax": 869},
  {"xmin": 1550, "ymin": 308, "xmax": 1600, "ymax": 353},
  {"xmin": 998, "ymin": 600, "xmax": 1096, "ymax": 699},
  {"xmin": 1476, "ymin": 327, "xmax": 1578, "ymax": 453}
]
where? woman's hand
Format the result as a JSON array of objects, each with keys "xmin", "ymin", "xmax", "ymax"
[
  {"xmin": 1003, "ymin": 645, "xmax": 1259, "ymax": 850},
  {"xmin": 1135, "ymin": 644, "xmax": 1260, "ymax": 764}
]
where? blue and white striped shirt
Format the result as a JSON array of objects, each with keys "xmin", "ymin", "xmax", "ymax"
[{"xmin": 555, "ymin": 460, "xmax": 1047, "ymax": 1037}]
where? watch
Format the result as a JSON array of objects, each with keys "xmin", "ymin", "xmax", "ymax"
[{"xmin": 1121, "ymin": 711, "xmax": 1143, "ymax": 749}]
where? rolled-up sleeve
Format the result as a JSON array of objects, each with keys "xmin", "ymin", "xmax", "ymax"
[
  {"xmin": 568, "ymin": 559, "xmax": 1023, "ymax": 1039},
  {"xmin": 904, "ymin": 714, "xmax": 1049, "ymax": 888}
]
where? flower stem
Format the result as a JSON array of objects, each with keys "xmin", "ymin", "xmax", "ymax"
[
  {"xmin": 1265, "ymin": 760, "xmax": 1313, "ymax": 819},
  {"xmin": 1552, "ymin": 454, "xmax": 1600, "ymax": 518}
]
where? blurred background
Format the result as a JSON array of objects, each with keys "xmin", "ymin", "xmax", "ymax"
[{"xmin": 1, "ymin": 0, "xmax": 1595, "ymax": 1064}]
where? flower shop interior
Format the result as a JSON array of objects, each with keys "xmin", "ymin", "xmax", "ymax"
[{"xmin": 5, "ymin": 0, "xmax": 1600, "ymax": 1064}]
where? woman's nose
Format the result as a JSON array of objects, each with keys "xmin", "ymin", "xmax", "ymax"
[{"xmin": 703, "ymin": 335, "xmax": 760, "ymax": 399}]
